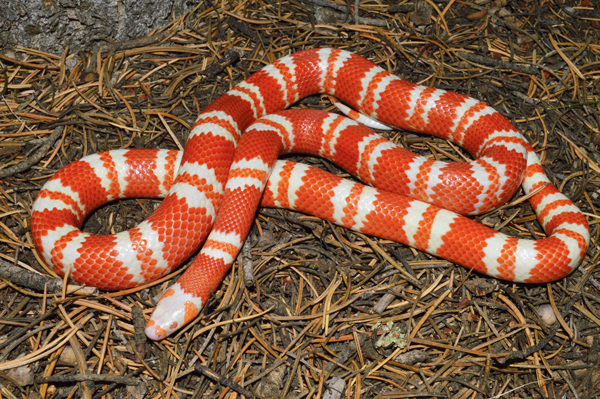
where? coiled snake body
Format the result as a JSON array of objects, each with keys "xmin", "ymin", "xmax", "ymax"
[{"xmin": 30, "ymin": 49, "xmax": 590, "ymax": 340}]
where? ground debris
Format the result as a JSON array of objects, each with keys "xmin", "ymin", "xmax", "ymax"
[{"xmin": 0, "ymin": 1, "xmax": 599, "ymax": 398}]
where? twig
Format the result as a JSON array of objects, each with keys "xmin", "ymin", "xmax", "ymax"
[
  {"xmin": 194, "ymin": 364, "xmax": 254, "ymax": 398},
  {"xmin": 0, "ymin": 126, "xmax": 64, "ymax": 179},
  {"xmin": 456, "ymin": 51, "xmax": 539, "ymax": 75},
  {"xmin": 35, "ymin": 374, "xmax": 140, "ymax": 386}
]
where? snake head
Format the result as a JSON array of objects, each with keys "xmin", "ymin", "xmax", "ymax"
[{"xmin": 145, "ymin": 284, "xmax": 203, "ymax": 340}]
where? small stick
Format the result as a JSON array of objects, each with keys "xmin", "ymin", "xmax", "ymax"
[
  {"xmin": 35, "ymin": 374, "xmax": 140, "ymax": 385},
  {"xmin": 194, "ymin": 364, "xmax": 254, "ymax": 398},
  {"xmin": 241, "ymin": 239, "xmax": 255, "ymax": 287},
  {"xmin": 0, "ymin": 126, "xmax": 64, "ymax": 179}
]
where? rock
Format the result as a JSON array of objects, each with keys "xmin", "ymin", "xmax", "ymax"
[
  {"xmin": 537, "ymin": 304, "xmax": 557, "ymax": 326},
  {"xmin": 0, "ymin": 0, "xmax": 197, "ymax": 56},
  {"xmin": 4, "ymin": 364, "xmax": 34, "ymax": 386}
]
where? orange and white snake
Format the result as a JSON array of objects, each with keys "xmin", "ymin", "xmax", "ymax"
[{"xmin": 30, "ymin": 49, "xmax": 590, "ymax": 340}]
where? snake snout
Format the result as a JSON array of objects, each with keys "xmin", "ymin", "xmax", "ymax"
[{"xmin": 146, "ymin": 284, "xmax": 203, "ymax": 340}]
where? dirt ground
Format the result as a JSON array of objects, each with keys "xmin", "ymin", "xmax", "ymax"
[{"xmin": 1, "ymin": 0, "xmax": 600, "ymax": 398}]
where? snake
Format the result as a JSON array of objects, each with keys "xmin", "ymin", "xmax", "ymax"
[{"xmin": 30, "ymin": 48, "xmax": 590, "ymax": 340}]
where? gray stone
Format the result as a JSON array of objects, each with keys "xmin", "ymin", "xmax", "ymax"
[{"xmin": 0, "ymin": 0, "xmax": 198, "ymax": 56}]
